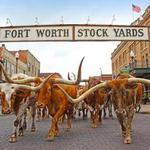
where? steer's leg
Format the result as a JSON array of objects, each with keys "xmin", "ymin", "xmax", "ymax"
[
  {"xmin": 30, "ymin": 105, "xmax": 36, "ymax": 132},
  {"xmin": 22, "ymin": 111, "xmax": 27, "ymax": 130},
  {"xmin": 66, "ymin": 107, "xmax": 74, "ymax": 131},
  {"xmin": 82, "ymin": 108, "xmax": 86, "ymax": 120},
  {"xmin": 9, "ymin": 119, "xmax": 19, "ymax": 143},
  {"xmin": 124, "ymin": 106, "xmax": 134, "ymax": 144},
  {"xmin": 108, "ymin": 101, "xmax": 113, "ymax": 118},
  {"xmin": 98, "ymin": 105, "xmax": 102, "ymax": 124},
  {"xmin": 9, "ymin": 100, "xmax": 28, "ymax": 143},
  {"xmin": 18, "ymin": 119, "xmax": 24, "ymax": 136},
  {"xmin": 103, "ymin": 107, "xmax": 107, "ymax": 119},
  {"xmin": 90, "ymin": 110, "xmax": 96, "ymax": 128},
  {"xmin": 47, "ymin": 107, "xmax": 65, "ymax": 141},
  {"xmin": 36, "ymin": 108, "xmax": 41, "ymax": 121},
  {"xmin": 116, "ymin": 112, "xmax": 126, "ymax": 138}
]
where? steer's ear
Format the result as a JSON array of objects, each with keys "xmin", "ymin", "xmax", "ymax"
[{"xmin": 52, "ymin": 84, "xmax": 60, "ymax": 89}]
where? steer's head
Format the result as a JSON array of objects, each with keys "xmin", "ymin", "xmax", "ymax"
[
  {"xmin": 36, "ymin": 73, "xmax": 62, "ymax": 108},
  {"xmin": 36, "ymin": 57, "xmax": 85, "ymax": 108},
  {"xmin": 0, "ymin": 89, "xmax": 11, "ymax": 114},
  {"xmin": 0, "ymin": 83, "xmax": 17, "ymax": 114},
  {"xmin": 0, "ymin": 74, "xmax": 53, "ymax": 114},
  {"xmin": 36, "ymin": 83, "xmax": 51, "ymax": 108}
]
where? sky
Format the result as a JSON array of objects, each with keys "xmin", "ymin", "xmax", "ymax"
[{"xmin": 0, "ymin": 0, "xmax": 149, "ymax": 79}]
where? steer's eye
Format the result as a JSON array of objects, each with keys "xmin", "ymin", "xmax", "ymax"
[
  {"xmin": 11, "ymin": 87, "xmax": 14, "ymax": 89},
  {"xmin": 47, "ymin": 87, "xmax": 51, "ymax": 92}
]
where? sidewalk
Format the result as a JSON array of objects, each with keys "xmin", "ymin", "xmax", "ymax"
[{"xmin": 139, "ymin": 102, "xmax": 150, "ymax": 114}]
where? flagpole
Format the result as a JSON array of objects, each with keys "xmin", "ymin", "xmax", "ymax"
[{"xmin": 132, "ymin": 11, "xmax": 134, "ymax": 22}]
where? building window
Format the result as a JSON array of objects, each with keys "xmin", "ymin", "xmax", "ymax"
[
  {"xmin": 119, "ymin": 55, "xmax": 122, "ymax": 66},
  {"xmin": 116, "ymin": 59, "xmax": 118, "ymax": 72},
  {"xmin": 140, "ymin": 42, "xmax": 143, "ymax": 52},
  {"xmin": 9, "ymin": 62, "xmax": 12, "ymax": 74},
  {"xmin": 28, "ymin": 62, "xmax": 31, "ymax": 72},
  {"xmin": 142, "ymin": 56, "xmax": 144, "ymax": 67},
  {"xmin": 32, "ymin": 65, "xmax": 34, "ymax": 74},
  {"xmin": 5, "ymin": 59, "xmax": 7, "ymax": 71},
  {"xmin": 146, "ymin": 53, "xmax": 148, "ymax": 67},
  {"xmin": 35, "ymin": 67, "xmax": 36, "ymax": 76},
  {"xmin": 38, "ymin": 69, "xmax": 40, "ymax": 76}
]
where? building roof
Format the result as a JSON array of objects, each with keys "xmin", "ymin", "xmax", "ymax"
[
  {"xmin": 38, "ymin": 72, "xmax": 62, "ymax": 78},
  {"xmin": 9, "ymin": 50, "xmax": 40, "ymax": 64},
  {"xmin": 89, "ymin": 74, "xmax": 112, "ymax": 81}
]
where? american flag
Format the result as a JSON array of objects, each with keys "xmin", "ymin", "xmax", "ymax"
[{"xmin": 132, "ymin": 4, "xmax": 141, "ymax": 13}]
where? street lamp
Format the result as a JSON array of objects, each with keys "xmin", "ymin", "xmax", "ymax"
[
  {"xmin": 15, "ymin": 52, "xmax": 19, "ymax": 73},
  {"xmin": 130, "ymin": 50, "xmax": 135, "ymax": 69}
]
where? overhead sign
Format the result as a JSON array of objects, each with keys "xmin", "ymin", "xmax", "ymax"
[{"xmin": 0, "ymin": 25, "xmax": 149, "ymax": 42}]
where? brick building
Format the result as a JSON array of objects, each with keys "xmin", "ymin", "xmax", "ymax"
[
  {"xmin": 111, "ymin": 5, "xmax": 150, "ymax": 79},
  {"xmin": 0, "ymin": 44, "xmax": 40, "ymax": 79}
]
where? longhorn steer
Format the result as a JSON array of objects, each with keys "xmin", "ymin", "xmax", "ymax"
[
  {"xmin": 36, "ymin": 57, "xmax": 84, "ymax": 141},
  {"xmin": 0, "ymin": 64, "xmax": 51, "ymax": 142},
  {"xmin": 84, "ymin": 77, "xmax": 106, "ymax": 128},
  {"xmin": 57, "ymin": 74, "xmax": 150, "ymax": 144}
]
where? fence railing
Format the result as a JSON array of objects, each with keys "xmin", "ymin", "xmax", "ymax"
[{"xmin": 130, "ymin": 61, "xmax": 150, "ymax": 69}]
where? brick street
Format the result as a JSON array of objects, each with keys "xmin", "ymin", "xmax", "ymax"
[{"xmin": 0, "ymin": 111, "xmax": 150, "ymax": 150}]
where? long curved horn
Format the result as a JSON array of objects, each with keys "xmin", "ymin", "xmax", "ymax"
[
  {"xmin": 68, "ymin": 72, "xmax": 76, "ymax": 80},
  {"xmin": 11, "ymin": 77, "xmax": 43, "ymax": 84},
  {"xmin": 128, "ymin": 78, "xmax": 150, "ymax": 85},
  {"xmin": 71, "ymin": 72, "xmax": 76, "ymax": 80},
  {"xmin": 53, "ymin": 57, "xmax": 85, "ymax": 85},
  {"xmin": 12, "ymin": 74, "xmax": 53, "ymax": 91},
  {"xmin": 56, "ymin": 81, "xmax": 108, "ymax": 103},
  {"xmin": 0, "ymin": 63, "xmax": 42, "ymax": 84},
  {"xmin": 67, "ymin": 72, "xmax": 71, "ymax": 80},
  {"xmin": 0, "ymin": 63, "xmax": 14, "ymax": 83},
  {"xmin": 56, "ymin": 77, "xmax": 150, "ymax": 104},
  {"xmin": 9, "ymin": 74, "xmax": 54, "ymax": 91}
]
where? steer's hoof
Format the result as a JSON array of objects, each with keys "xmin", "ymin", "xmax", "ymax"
[
  {"xmin": 91, "ymin": 124, "xmax": 97, "ymax": 128},
  {"xmin": 54, "ymin": 131, "xmax": 59, "ymax": 136},
  {"xmin": 18, "ymin": 131, "xmax": 23, "ymax": 136},
  {"xmin": 31, "ymin": 127, "xmax": 36, "ymax": 132},
  {"xmin": 47, "ymin": 136, "xmax": 54, "ymax": 141},
  {"xmin": 9, "ymin": 136, "xmax": 17, "ymax": 143},
  {"xmin": 65, "ymin": 127, "xmax": 71, "ymax": 132},
  {"xmin": 124, "ymin": 137, "xmax": 132, "ymax": 144}
]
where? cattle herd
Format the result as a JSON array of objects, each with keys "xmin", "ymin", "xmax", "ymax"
[{"xmin": 0, "ymin": 57, "xmax": 150, "ymax": 144}]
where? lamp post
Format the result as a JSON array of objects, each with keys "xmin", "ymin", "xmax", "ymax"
[
  {"xmin": 0, "ymin": 49, "xmax": 4, "ymax": 80},
  {"xmin": 15, "ymin": 52, "xmax": 19, "ymax": 74},
  {"xmin": 130, "ymin": 50, "xmax": 135, "ymax": 69},
  {"xmin": 100, "ymin": 67, "xmax": 103, "ymax": 81}
]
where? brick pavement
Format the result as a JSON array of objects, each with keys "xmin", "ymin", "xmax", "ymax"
[
  {"xmin": 0, "ymin": 109, "xmax": 150, "ymax": 150},
  {"xmin": 139, "ymin": 102, "xmax": 150, "ymax": 114}
]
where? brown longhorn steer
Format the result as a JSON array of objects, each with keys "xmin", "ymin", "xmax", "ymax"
[
  {"xmin": 36, "ymin": 57, "xmax": 84, "ymax": 141},
  {"xmin": 57, "ymin": 75, "xmax": 150, "ymax": 144},
  {"xmin": 0, "ymin": 89, "xmax": 11, "ymax": 114},
  {"xmin": 85, "ymin": 77, "xmax": 106, "ymax": 128}
]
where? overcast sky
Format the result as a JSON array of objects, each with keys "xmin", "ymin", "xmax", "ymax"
[{"xmin": 0, "ymin": 0, "xmax": 149, "ymax": 79}]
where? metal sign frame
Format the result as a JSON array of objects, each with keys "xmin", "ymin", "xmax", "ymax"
[{"xmin": 0, "ymin": 24, "xmax": 149, "ymax": 42}]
